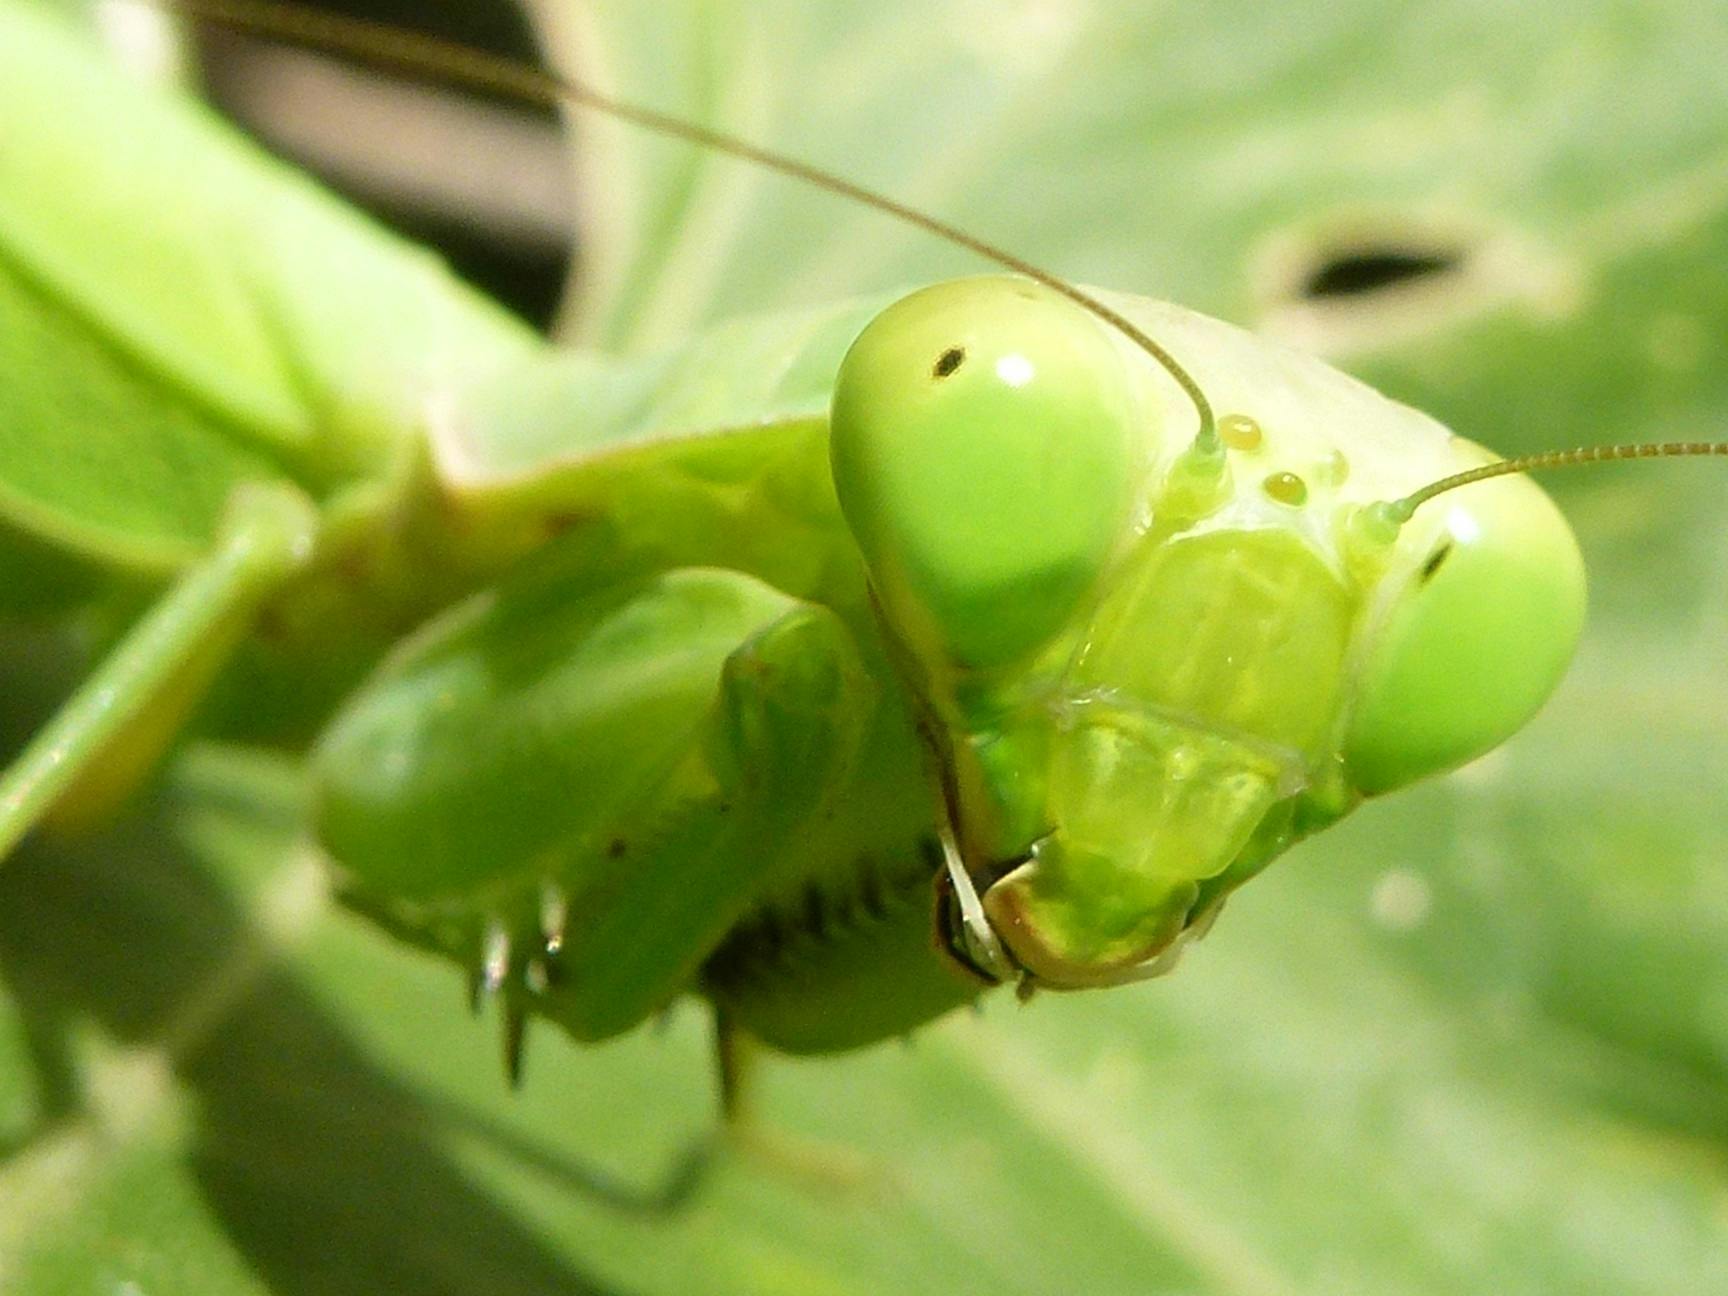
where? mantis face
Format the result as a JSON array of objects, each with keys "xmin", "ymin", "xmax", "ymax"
[{"xmin": 831, "ymin": 276, "xmax": 1587, "ymax": 989}]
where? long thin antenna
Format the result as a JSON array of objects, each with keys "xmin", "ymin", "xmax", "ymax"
[
  {"xmin": 1392, "ymin": 440, "xmax": 1728, "ymax": 519},
  {"xmin": 156, "ymin": 0, "xmax": 1216, "ymax": 443}
]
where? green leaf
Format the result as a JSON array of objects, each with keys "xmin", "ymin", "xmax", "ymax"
[
  {"xmin": 3, "ymin": 1, "xmax": 1726, "ymax": 1292},
  {"xmin": 0, "ymin": 2, "xmax": 536, "ymax": 570}
]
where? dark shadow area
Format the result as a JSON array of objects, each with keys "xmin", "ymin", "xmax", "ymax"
[
  {"xmin": 0, "ymin": 770, "xmax": 635, "ymax": 1294},
  {"xmin": 1302, "ymin": 246, "xmax": 1462, "ymax": 299}
]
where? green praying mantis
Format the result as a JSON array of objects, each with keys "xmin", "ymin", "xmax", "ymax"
[{"xmin": 1, "ymin": 0, "xmax": 1724, "ymax": 1130}]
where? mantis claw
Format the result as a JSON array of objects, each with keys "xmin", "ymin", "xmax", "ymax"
[
  {"xmin": 539, "ymin": 883, "xmax": 568, "ymax": 957},
  {"xmin": 481, "ymin": 919, "xmax": 511, "ymax": 996},
  {"xmin": 524, "ymin": 959, "xmax": 551, "ymax": 995},
  {"xmin": 935, "ymin": 819, "xmax": 1016, "ymax": 983},
  {"xmin": 465, "ymin": 966, "xmax": 484, "ymax": 1017},
  {"xmin": 502, "ymin": 1005, "xmax": 529, "ymax": 1090}
]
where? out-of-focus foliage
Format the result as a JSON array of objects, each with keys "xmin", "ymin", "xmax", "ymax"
[{"xmin": 1, "ymin": 1, "xmax": 1725, "ymax": 1292}]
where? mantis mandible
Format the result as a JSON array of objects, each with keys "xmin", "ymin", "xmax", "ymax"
[{"xmin": 1, "ymin": 0, "xmax": 1723, "ymax": 1138}]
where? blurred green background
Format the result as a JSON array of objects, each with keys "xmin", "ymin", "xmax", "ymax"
[{"xmin": 2, "ymin": 1, "xmax": 1726, "ymax": 1292}]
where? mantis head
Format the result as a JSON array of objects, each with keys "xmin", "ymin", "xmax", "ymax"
[{"xmin": 831, "ymin": 276, "xmax": 1588, "ymax": 990}]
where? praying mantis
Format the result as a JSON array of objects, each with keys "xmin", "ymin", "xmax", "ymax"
[{"xmin": 2, "ymin": 0, "xmax": 1726, "ymax": 1289}]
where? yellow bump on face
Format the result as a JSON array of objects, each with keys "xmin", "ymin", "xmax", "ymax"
[
  {"xmin": 1220, "ymin": 412, "xmax": 1264, "ymax": 451},
  {"xmin": 1318, "ymin": 448, "xmax": 1350, "ymax": 486},
  {"xmin": 1262, "ymin": 471, "xmax": 1308, "ymax": 506}
]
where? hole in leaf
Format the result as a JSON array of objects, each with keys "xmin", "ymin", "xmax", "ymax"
[
  {"xmin": 1252, "ymin": 214, "xmax": 1546, "ymax": 355},
  {"xmin": 1303, "ymin": 247, "xmax": 1463, "ymax": 299}
]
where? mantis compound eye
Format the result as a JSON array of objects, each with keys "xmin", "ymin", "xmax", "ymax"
[
  {"xmin": 1343, "ymin": 473, "xmax": 1587, "ymax": 794},
  {"xmin": 830, "ymin": 276, "xmax": 1161, "ymax": 671}
]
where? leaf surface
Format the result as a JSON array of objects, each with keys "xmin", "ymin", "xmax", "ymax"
[{"xmin": 2, "ymin": 1, "xmax": 1726, "ymax": 1292}]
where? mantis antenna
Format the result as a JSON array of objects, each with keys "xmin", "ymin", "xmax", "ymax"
[
  {"xmin": 155, "ymin": 0, "xmax": 1218, "ymax": 445},
  {"xmin": 1391, "ymin": 440, "xmax": 1728, "ymax": 521},
  {"xmin": 150, "ymin": 4, "xmax": 1728, "ymax": 511}
]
